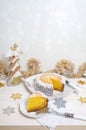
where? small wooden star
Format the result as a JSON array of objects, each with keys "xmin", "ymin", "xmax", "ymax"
[
  {"xmin": 77, "ymin": 80, "xmax": 86, "ymax": 85},
  {"xmin": 79, "ymin": 97, "xmax": 86, "ymax": 103},
  {"xmin": 11, "ymin": 93, "xmax": 22, "ymax": 100}
]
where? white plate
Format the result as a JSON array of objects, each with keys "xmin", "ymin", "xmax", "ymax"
[
  {"xmin": 19, "ymin": 98, "xmax": 46, "ymax": 118},
  {"xmin": 23, "ymin": 73, "xmax": 76, "ymax": 99}
]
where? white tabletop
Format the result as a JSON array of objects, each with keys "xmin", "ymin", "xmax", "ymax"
[
  {"xmin": 0, "ymin": 78, "xmax": 86, "ymax": 126},
  {"xmin": 0, "ymin": 82, "xmax": 39, "ymax": 126}
]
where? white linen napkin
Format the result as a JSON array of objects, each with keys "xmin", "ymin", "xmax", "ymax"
[
  {"xmin": 36, "ymin": 99, "xmax": 64, "ymax": 130},
  {"xmin": 37, "ymin": 113, "xmax": 63, "ymax": 130}
]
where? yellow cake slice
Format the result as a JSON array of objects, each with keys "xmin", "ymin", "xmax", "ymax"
[
  {"xmin": 50, "ymin": 77, "xmax": 64, "ymax": 91},
  {"xmin": 27, "ymin": 93, "xmax": 48, "ymax": 112}
]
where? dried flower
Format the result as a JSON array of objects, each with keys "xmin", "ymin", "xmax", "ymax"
[
  {"xmin": 0, "ymin": 61, "xmax": 5, "ymax": 74},
  {"xmin": 20, "ymin": 70, "xmax": 29, "ymax": 78},
  {"xmin": 0, "ymin": 82, "xmax": 5, "ymax": 87},
  {"xmin": 0, "ymin": 60, "xmax": 8, "ymax": 79},
  {"xmin": 46, "ymin": 69, "xmax": 56, "ymax": 73},
  {"xmin": 77, "ymin": 62, "xmax": 86, "ymax": 78},
  {"xmin": 55, "ymin": 59, "xmax": 75, "ymax": 78},
  {"xmin": 27, "ymin": 58, "xmax": 41, "ymax": 76},
  {"xmin": 4, "ymin": 69, "xmax": 9, "ymax": 76}
]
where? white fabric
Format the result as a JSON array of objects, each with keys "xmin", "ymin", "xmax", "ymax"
[{"xmin": 37, "ymin": 113, "xmax": 63, "ymax": 130}]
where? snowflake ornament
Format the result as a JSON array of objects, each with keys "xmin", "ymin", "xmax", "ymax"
[
  {"xmin": 54, "ymin": 97, "xmax": 67, "ymax": 109},
  {"xmin": 2, "ymin": 106, "xmax": 15, "ymax": 116}
]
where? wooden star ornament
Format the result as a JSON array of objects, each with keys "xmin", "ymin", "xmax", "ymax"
[
  {"xmin": 79, "ymin": 97, "xmax": 86, "ymax": 103},
  {"xmin": 77, "ymin": 80, "xmax": 86, "ymax": 85},
  {"xmin": 11, "ymin": 93, "xmax": 22, "ymax": 100}
]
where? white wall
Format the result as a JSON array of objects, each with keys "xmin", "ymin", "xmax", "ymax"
[{"xmin": 0, "ymin": 0, "xmax": 86, "ymax": 71}]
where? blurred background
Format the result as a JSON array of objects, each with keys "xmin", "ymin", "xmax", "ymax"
[{"xmin": 0, "ymin": 0, "xmax": 86, "ymax": 71}]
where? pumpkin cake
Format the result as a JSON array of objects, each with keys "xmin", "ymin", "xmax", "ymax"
[
  {"xmin": 27, "ymin": 93, "xmax": 48, "ymax": 112},
  {"xmin": 34, "ymin": 73, "xmax": 64, "ymax": 96}
]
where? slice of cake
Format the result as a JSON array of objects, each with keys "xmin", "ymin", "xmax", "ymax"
[
  {"xmin": 34, "ymin": 73, "xmax": 64, "ymax": 96},
  {"xmin": 27, "ymin": 93, "xmax": 48, "ymax": 112},
  {"xmin": 50, "ymin": 77, "xmax": 64, "ymax": 91}
]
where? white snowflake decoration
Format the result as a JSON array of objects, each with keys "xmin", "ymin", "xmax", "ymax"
[
  {"xmin": 54, "ymin": 97, "xmax": 67, "ymax": 109},
  {"xmin": 2, "ymin": 106, "xmax": 15, "ymax": 116}
]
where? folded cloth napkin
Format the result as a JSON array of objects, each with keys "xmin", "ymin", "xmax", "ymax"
[
  {"xmin": 37, "ymin": 113, "xmax": 63, "ymax": 130},
  {"xmin": 36, "ymin": 98, "xmax": 66, "ymax": 130}
]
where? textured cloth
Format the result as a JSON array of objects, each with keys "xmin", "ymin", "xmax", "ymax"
[{"xmin": 37, "ymin": 113, "xmax": 63, "ymax": 130}]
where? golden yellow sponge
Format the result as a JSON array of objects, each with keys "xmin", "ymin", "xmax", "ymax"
[
  {"xmin": 50, "ymin": 77, "xmax": 64, "ymax": 91},
  {"xmin": 27, "ymin": 93, "xmax": 48, "ymax": 112}
]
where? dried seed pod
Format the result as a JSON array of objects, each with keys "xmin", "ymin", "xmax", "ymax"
[
  {"xmin": 27, "ymin": 58, "xmax": 41, "ymax": 76},
  {"xmin": 55, "ymin": 59, "xmax": 75, "ymax": 78}
]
